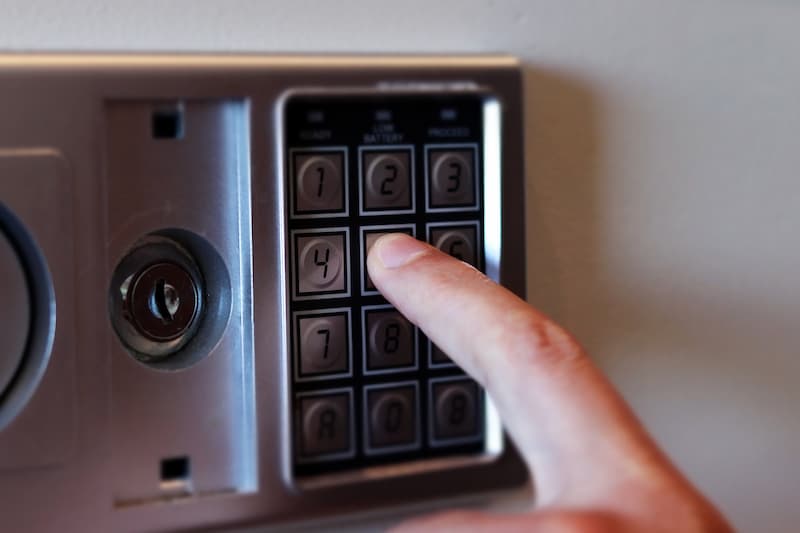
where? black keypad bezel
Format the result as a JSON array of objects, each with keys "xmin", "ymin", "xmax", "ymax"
[{"xmin": 285, "ymin": 94, "xmax": 488, "ymax": 479}]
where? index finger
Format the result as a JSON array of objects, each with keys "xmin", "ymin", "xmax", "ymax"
[{"xmin": 367, "ymin": 233, "xmax": 682, "ymax": 507}]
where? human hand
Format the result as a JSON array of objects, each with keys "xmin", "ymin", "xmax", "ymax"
[{"xmin": 367, "ymin": 234, "xmax": 732, "ymax": 533}]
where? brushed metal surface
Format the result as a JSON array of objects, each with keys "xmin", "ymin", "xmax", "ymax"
[{"xmin": 0, "ymin": 55, "xmax": 527, "ymax": 533}]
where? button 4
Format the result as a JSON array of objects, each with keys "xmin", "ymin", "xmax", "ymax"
[
  {"xmin": 296, "ymin": 389, "xmax": 355, "ymax": 463},
  {"xmin": 292, "ymin": 229, "xmax": 350, "ymax": 300},
  {"xmin": 364, "ymin": 382, "xmax": 420, "ymax": 455}
]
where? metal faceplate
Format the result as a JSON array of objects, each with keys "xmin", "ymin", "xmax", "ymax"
[
  {"xmin": 0, "ymin": 227, "xmax": 29, "ymax": 396},
  {"xmin": 0, "ymin": 55, "xmax": 527, "ymax": 532}
]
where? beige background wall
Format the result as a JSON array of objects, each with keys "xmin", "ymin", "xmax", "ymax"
[{"xmin": 3, "ymin": 2, "xmax": 798, "ymax": 531}]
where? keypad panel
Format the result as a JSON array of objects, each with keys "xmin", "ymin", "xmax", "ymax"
[{"xmin": 285, "ymin": 95, "xmax": 487, "ymax": 479}]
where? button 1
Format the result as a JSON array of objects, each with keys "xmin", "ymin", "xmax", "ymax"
[
  {"xmin": 297, "ymin": 390, "xmax": 354, "ymax": 461},
  {"xmin": 361, "ymin": 149, "xmax": 413, "ymax": 213},
  {"xmin": 293, "ymin": 230, "xmax": 349, "ymax": 298},
  {"xmin": 430, "ymin": 378, "xmax": 482, "ymax": 445},
  {"xmin": 363, "ymin": 306, "xmax": 416, "ymax": 374},
  {"xmin": 429, "ymin": 224, "xmax": 479, "ymax": 268},
  {"xmin": 293, "ymin": 150, "xmax": 346, "ymax": 215},
  {"xmin": 361, "ymin": 225, "xmax": 414, "ymax": 293},
  {"xmin": 428, "ymin": 148, "xmax": 477, "ymax": 209},
  {"xmin": 365, "ymin": 383, "xmax": 420, "ymax": 454},
  {"xmin": 296, "ymin": 310, "xmax": 350, "ymax": 379}
]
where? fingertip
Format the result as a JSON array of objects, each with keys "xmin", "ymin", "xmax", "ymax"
[{"xmin": 369, "ymin": 233, "xmax": 431, "ymax": 271}]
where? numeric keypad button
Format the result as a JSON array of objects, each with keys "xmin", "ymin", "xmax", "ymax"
[
  {"xmin": 296, "ymin": 390, "xmax": 355, "ymax": 462},
  {"xmin": 295, "ymin": 310, "xmax": 350, "ymax": 380},
  {"xmin": 360, "ymin": 147, "xmax": 414, "ymax": 214},
  {"xmin": 429, "ymin": 378, "xmax": 482, "ymax": 446},
  {"xmin": 430, "ymin": 343, "xmax": 456, "ymax": 368},
  {"xmin": 364, "ymin": 383, "xmax": 420, "ymax": 454},
  {"xmin": 292, "ymin": 229, "xmax": 349, "ymax": 299},
  {"xmin": 291, "ymin": 150, "xmax": 347, "ymax": 216},
  {"xmin": 426, "ymin": 146, "xmax": 478, "ymax": 210},
  {"xmin": 360, "ymin": 225, "xmax": 415, "ymax": 294},
  {"xmin": 362, "ymin": 305, "xmax": 417, "ymax": 374},
  {"xmin": 428, "ymin": 223, "xmax": 480, "ymax": 268}
]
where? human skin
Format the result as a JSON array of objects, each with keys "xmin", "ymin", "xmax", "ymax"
[{"xmin": 367, "ymin": 234, "xmax": 732, "ymax": 533}]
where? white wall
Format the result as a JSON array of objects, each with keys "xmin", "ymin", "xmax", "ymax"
[{"xmin": 3, "ymin": 1, "xmax": 798, "ymax": 531}]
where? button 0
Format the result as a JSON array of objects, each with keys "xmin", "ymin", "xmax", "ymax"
[
  {"xmin": 295, "ymin": 231, "xmax": 348, "ymax": 297},
  {"xmin": 431, "ymin": 379, "xmax": 481, "ymax": 443},
  {"xmin": 298, "ymin": 392, "xmax": 353, "ymax": 459},
  {"xmin": 293, "ymin": 152, "xmax": 345, "ymax": 214},
  {"xmin": 297, "ymin": 312, "xmax": 349, "ymax": 377},
  {"xmin": 364, "ymin": 308, "xmax": 415, "ymax": 372},
  {"xmin": 429, "ymin": 225, "xmax": 478, "ymax": 268},
  {"xmin": 362, "ymin": 150, "xmax": 412, "ymax": 212},
  {"xmin": 365, "ymin": 384, "xmax": 419, "ymax": 452},
  {"xmin": 429, "ymin": 149, "xmax": 476, "ymax": 209}
]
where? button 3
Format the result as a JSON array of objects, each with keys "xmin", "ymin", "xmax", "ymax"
[{"xmin": 427, "ymin": 147, "xmax": 477, "ymax": 209}]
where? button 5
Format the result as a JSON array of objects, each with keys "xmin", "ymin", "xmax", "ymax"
[{"xmin": 360, "ymin": 225, "xmax": 415, "ymax": 294}]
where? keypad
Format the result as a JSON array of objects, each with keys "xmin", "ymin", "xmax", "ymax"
[{"xmin": 285, "ymin": 95, "xmax": 488, "ymax": 479}]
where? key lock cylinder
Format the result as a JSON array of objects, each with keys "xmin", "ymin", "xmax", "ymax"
[{"xmin": 109, "ymin": 232, "xmax": 231, "ymax": 369}]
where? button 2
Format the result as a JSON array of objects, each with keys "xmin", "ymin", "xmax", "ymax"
[
  {"xmin": 296, "ymin": 390, "xmax": 354, "ymax": 462},
  {"xmin": 364, "ymin": 383, "xmax": 420, "ymax": 454},
  {"xmin": 292, "ymin": 149, "xmax": 347, "ymax": 216},
  {"xmin": 360, "ymin": 147, "xmax": 414, "ymax": 214}
]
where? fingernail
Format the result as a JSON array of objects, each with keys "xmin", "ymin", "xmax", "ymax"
[{"xmin": 373, "ymin": 233, "xmax": 428, "ymax": 269}]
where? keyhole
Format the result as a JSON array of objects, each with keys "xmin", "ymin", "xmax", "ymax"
[{"xmin": 149, "ymin": 278, "xmax": 181, "ymax": 324}]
